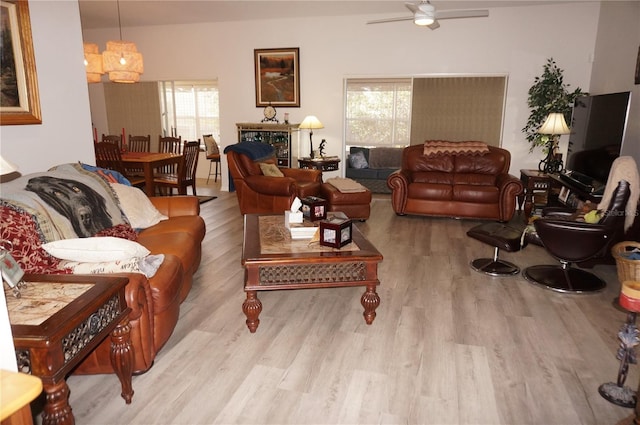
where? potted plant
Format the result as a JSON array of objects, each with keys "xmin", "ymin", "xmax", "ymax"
[{"xmin": 522, "ymin": 58, "xmax": 585, "ymax": 155}]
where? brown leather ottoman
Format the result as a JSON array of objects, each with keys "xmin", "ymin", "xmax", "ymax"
[
  {"xmin": 320, "ymin": 182, "xmax": 372, "ymax": 221},
  {"xmin": 466, "ymin": 222, "xmax": 526, "ymax": 276}
]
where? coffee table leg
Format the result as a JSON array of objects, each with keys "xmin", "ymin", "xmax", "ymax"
[
  {"xmin": 42, "ymin": 380, "xmax": 73, "ymax": 425},
  {"xmin": 110, "ymin": 317, "xmax": 134, "ymax": 404},
  {"xmin": 361, "ymin": 283, "xmax": 380, "ymax": 325},
  {"xmin": 243, "ymin": 291, "xmax": 262, "ymax": 333}
]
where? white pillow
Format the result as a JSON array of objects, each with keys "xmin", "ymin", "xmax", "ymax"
[
  {"xmin": 110, "ymin": 183, "xmax": 168, "ymax": 229},
  {"xmin": 42, "ymin": 237, "xmax": 150, "ymax": 262},
  {"xmin": 59, "ymin": 254, "xmax": 165, "ymax": 278}
]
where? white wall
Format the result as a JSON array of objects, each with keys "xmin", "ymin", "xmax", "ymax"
[
  {"xmin": 0, "ymin": 0, "xmax": 94, "ymax": 175},
  {"xmin": 589, "ymin": 1, "xmax": 640, "ymax": 163},
  {"xmin": 84, "ymin": 2, "xmax": 607, "ymax": 191}
]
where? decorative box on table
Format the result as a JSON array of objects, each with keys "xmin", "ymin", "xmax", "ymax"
[
  {"xmin": 320, "ymin": 216, "xmax": 352, "ymax": 248},
  {"xmin": 301, "ymin": 196, "xmax": 327, "ymax": 221}
]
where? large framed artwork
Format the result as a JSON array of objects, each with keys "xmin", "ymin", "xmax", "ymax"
[
  {"xmin": 254, "ymin": 47, "xmax": 300, "ymax": 107},
  {"xmin": 1, "ymin": 0, "xmax": 41, "ymax": 125}
]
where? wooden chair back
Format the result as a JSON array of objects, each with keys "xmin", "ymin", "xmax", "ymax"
[
  {"xmin": 94, "ymin": 142, "xmax": 145, "ymax": 188},
  {"xmin": 128, "ymin": 135, "xmax": 151, "ymax": 152},
  {"xmin": 158, "ymin": 135, "xmax": 182, "ymax": 174},
  {"xmin": 101, "ymin": 134, "xmax": 123, "ymax": 150}
]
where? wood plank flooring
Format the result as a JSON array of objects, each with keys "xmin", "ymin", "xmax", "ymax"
[{"xmin": 62, "ymin": 179, "xmax": 637, "ymax": 424}]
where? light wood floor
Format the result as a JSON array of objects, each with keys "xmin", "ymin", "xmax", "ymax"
[{"xmin": 63, "ymin": 179, "xmax": 637, "ymax": 425}]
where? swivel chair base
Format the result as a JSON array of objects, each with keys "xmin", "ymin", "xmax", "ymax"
[
  {"xmin": 470, "ymin": 255, "xmax": 520, "ymax": 277},
  {"xmin": 523, "ymin": 265, "xmax": 606, "ymax": 293}
]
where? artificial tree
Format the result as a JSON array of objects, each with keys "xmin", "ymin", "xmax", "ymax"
[{"xmin": 523, "ymin": 58, "xmax": 585, "ymax": 154}]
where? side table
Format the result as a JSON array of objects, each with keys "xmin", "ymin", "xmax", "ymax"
[
  {"xmin": 6, "ymin": 274, "xmax": 133, "ymax": 425},
  {"xmin": 298, "ymin": 157, "xmax": 341, "ymax": 172},
  {"xmin": 519, "ymin": 169, "xmax": 552, "ymax": 222}
]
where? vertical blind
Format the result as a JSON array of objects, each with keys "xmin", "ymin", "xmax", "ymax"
[{"xmin": 410, "ymin": 76, "xmax": 506, "ymax": 146}]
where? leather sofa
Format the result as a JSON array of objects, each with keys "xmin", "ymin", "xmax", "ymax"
[
  {"xmin": 75, "ymin": 196, "xmax": 205, "ymax": 375},
  {"xmin": 226, "ymin": 149, "xmax": 323, "ymax": 215},
  {"xmin": 387, "ymin": 143, "xmax": 523, "ymax": 221},
  {"xmin": 0, "ymin": 165, "xmax": 205, "ymax": 375}
]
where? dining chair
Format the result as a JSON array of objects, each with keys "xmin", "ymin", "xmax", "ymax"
[
  {"xmin": 128, "ymin": 135, "xmax": 151, "ymax": 152},
  {"xmin": 154, "ymin": 141, "xmax": 200, "ymax": 196},
  {"xmin": 203, "ymin": 134, "xmax": 221, "ymax": 183},
  {"xmin": 94, "ymin": 142, "xmax": 145, "ymax": 188},
  {"xmin": 101, "ymin": 134, "xmax": 123, "ymax": 150},
  {"xmin": 158, "ymin": 135, "xmax": 182, "ymax": 175}
]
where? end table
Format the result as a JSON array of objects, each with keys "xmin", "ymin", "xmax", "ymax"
[
  {"xmin": 6, "ymin": 274, "xmax": 133, "ymax": 425},
  {"xmin": 298, "ymin": 157, "xmax": 341, "ymax": 172},
  {"xmin": 519, "ymin": 169, "xmax": 552, "ymax": 222}
]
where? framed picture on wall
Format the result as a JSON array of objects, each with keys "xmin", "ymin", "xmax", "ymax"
[
  {"xmin": 254, "ymin": 47, "xmax": 300, "ymax": 107},
  {"xmin": 0, "ymin": 0, "xmax": 41, "ymax": 125}
]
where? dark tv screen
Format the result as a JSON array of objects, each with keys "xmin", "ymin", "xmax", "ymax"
[{"xmin": 566, "ymin": 91, "xmax": 631, "ymax": 184}]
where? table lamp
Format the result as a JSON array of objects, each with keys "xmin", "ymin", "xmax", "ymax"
[
  {"xmin": 299, "ymin": 115, "xmax": 324, "ymax": 159},
  {"xmin": 0, "ymin": 155, "xmax": 18, "ymax": 176},
  {"xmin": 537, "ymin": 112, "xmax": 570, "ymax": 173}
]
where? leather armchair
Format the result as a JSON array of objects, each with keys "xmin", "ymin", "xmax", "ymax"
[
  {"xmin": 226, "ymin": 150, "xmax": 323, "ymax": 215},
  {"xmin": 524, "ymin": 180, "xmax": 631, "ymax": 293}
]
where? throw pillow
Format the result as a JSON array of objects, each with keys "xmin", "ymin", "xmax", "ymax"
[
  {"xmin": 203, "ymin": 135, "xmax": 220, "ymax": 155},
  {"xmin": 423, "ymin": 141, "xmax": 490, "ymax": 158},
  {"xmin": 259, "ymin": 162, "xmax": 284, "ymax": 177},
  {"xmin": 42, "ymin": 237, "xmax": 150, "ymax": 262},
  {"xmin": 348, "ymin": 151, "xmax": 369, "ymax": 169},
  {"xmin": 110, "ymin": 183, "xmax": 168, "ymax": 229},
  {"xmin": 59, "ymin": 253, "xmax": 165, "ymax": 278}
]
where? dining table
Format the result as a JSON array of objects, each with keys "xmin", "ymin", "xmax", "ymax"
[{"xmin": 121, "ymin": 152, "xmax": 182, "ymax": 197}]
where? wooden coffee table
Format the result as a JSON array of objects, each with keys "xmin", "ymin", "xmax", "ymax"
[{"xmin": 241, "ymin": 213, "xmax": 383, "ymax": 332}]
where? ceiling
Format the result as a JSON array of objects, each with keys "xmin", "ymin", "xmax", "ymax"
[{"xmin": 78, "ymin": 0, "xmax": 568, "ymax": 30}]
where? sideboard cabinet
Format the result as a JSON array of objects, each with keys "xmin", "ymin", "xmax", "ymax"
[{"xmin": 236, "ymin": 123, "xmax": 299, "ymax": 167}]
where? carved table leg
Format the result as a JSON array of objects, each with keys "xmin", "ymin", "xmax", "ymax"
[
  {"xmin": 243, "ymin": 291, "xmax": 262, "ymax": 333},
  {"xmin": 42, "ymin": 380, "xmax": 74, "ymax": 425},
  {"xmin": 361, "ymin": 283, "xmax": 380, "ymax": 325},
  {"xmin": 110, "ymin": 317, "xmax": 134, "ymax": 404}
]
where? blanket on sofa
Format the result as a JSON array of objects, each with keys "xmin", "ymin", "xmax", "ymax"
[{"xmin": 1, "ymin": 163, "xmax": 138, "ymax": 274}]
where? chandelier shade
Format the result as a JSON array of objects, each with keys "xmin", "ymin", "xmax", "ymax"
[
  {"xmin": 102, "ymin": 40, "xmax": 144, "ymax": 83},
  {"xmin": 83, "ymin": 42, "xmax": 104, "ymax": 83}
]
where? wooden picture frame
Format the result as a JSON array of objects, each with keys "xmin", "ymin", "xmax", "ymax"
[
  {"xmin": 254, "ymin": 47, "xmax": 300, "ymax": 107},
  {"xmin": 635, "ymin": 45, "xmax": 640, "ymax": 85},
  {"xmin": 1, "ymin": 0, "xmax": 41, "ymax": 125}
]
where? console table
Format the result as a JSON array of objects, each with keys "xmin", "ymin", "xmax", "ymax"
[
  {"xmin": 6, "ymin": 274, "xmax": 133, "ymax": 425},
  {"xmin": 298, "ymin": 157, "xmax": 340, "ymax": 172}
]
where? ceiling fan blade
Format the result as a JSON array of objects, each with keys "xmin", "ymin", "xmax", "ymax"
[
  {"xmin": 434, "ymin": 9, "xmax": 489, "ymax": 20},
  {"xmin": 405, "ymin": 2, "xmax": 420, "ymax": 14},
  {"xmin": 367, "ymin": 16, "xmax": 414, "ymax": 25},
  {"xmin": 427, "ymin": 20, "xmax": 440, "ymax": 30}
]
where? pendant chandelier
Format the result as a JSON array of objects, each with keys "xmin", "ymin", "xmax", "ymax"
[
  {"xmin": 102, "ymin": 0, "xmax": 143, "ymax": 83},
  {"xmin": 83, "ymin": 42, "xmax": 104, "ymax": 83}
]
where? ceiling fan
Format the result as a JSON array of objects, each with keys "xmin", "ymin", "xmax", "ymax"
[{"xmin": 367, "ymin": 1, "xmax": 489, "ymax": 30}]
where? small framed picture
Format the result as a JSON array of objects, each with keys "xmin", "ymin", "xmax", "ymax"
[
  {"xmin": 301, "ymin": 196, "xmax": 327, "ymax": 221},
  {"xmin": 320, "ymin": 217, "xmax": 352, "ymax": 249},
  {"xmin": 559, "ymin": 186, "xmax": 570, "ymax": 204}
]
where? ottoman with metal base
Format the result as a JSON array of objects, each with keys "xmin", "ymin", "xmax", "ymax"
[{"xmin": 466, "ymin": 223, "xmax": 525, "ymax": 276}]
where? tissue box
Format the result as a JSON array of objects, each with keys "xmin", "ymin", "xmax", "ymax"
[{"xmin": 285, "ymin": 210, "xmax": 303, "ymax": 229}]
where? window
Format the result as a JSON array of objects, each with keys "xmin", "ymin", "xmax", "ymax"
[
  {"xmin": 344, "ymin": 76, "xmax": 507, "ymax": 149},
  {"xmin": 160, "ymin": 81, "xmax": 220, "ymax": 143},
  {"xmin": 345, "ymin": 79, "xmax": 412, "ymax": 148}
]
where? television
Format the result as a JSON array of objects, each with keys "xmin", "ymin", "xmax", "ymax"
[{"xmin": 563, "ymin": 91, "xmax": 631, "ymax": 192}]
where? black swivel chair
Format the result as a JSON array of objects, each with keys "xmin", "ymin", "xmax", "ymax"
[{"xmin": 523, "ymin": 180, "xmax": 631, "ymax": 293}]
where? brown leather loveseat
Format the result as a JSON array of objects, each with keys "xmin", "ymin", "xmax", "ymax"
[{"xmin": 387, "ymin": 142, "xmax": 523, "ymax": 221}]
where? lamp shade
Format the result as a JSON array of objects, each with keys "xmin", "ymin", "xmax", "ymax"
[
  {"xmin": 0, "ymin": 156, "xmax": 18, "ymax": 175},
  {"xmin": 83, "ymin": 43, "xmax": 104, "ymax": 83},
  {"xmin": 102, "ymin": 40, "xmax": 144, "ymax": 83},
  {"xmin": 538, "ymin": 113, "xmax": 570, "ymax": 135},
  {"xmin": 299, "ymin": 115, "xmax": 324, "ymax": 130}
]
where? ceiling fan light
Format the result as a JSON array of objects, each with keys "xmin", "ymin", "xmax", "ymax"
[{"xmin": 414, "ymin": 12, "xmax": 434, "ymax": 26}]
